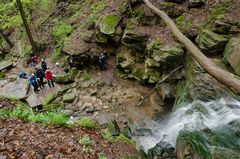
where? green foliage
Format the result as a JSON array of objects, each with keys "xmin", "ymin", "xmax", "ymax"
[
  {"xmin": 117, "ymin": 134, "xmax": 136, "ymax": 147},
  {"xmin": 147, "ymin": 39, "xmax": 161, "ymax": 52},
  {"xmin": 52, "ymin": 21, "xmax": 73, "ymax": 40},
  {"xmin": 83, "ymin": 71, "xmax": 91, "ymax": 81},
  {"xmin": 9, "ymin": 103, "xmax": 33, "ymax": 120},
  {"xmin": 101, "ymin": 129, "xmax": 116, "ymax": 142},
  {"xmin": 79, "ymin": 136, "xmax": 92, "ymax": 145},
  {"xmin": 51, "ymin": 40, "xmax": 63, "ymax": 63},
  {"xmin": 76, "ymin": 117, "xmax": 98, "ymax": 129},
  {"xmin": 91, "ymin": 0, "xmax": 106, "ymax": 14},
  {"xmin": 0, "ymin": 108, "xmax": 9, "ymax": 120},
  {"xmin": 98, "ymin": 153, "xmax": 107, "ymax": 159},
  {"xmin": 176, "ymin": 14, "xmax": 193, "ymax": 31},
  {"xmin": 209, "ymin": 0, "xmax": 229, "ymax": 21},
  {"xmin": 43, "ymin": 112, "xmax": 69, "ymax": 126},
  {"xmin": 100, "ymin": 15, "xmax": 121, "ymax": 35},
  {"xmin": 82, "ymin": 145, "xmax": 95, "ymax": 154}
]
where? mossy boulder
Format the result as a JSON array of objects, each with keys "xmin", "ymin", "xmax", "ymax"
[
  {"xmin": 223, "ymin": 37, "xmax": 240, "ymax": 76},
  {"xmin": 174, "ymin": 55, "xmax": 237, "ymax": 107},
  {"xmin": 99, "ymin": 15, "xmax": 121, "ymax": 35},
  {"xmin": 42, "ymin": 93, "xmax": 57, "ymax": 106},
  {"xmin": 195, "ymin": 29, "xmax": 229, "ymax": 55},
  {"xmin": 132, "ymin": 63, "xmax": 147, "ymax": 82},
  {"xmin": 122, "ymin": 30, "xmax": 148, "ymax": 51},
  {"xmin": 62, "ymin": 92, "xmax": 76, "ymax": 103},
  {"xmin": 145, "ymin": 68, "xmax": 162, "ymax": 83},
  {"xmin": 54, "ymin": 69, "xmax": 79, "ymax": 84},
  {"xmin": 151, "ymin": 45, "xmax": 184, "ymax": 68}
]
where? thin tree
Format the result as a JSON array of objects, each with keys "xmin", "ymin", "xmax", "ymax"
[
  {"xmin": 0, "ymin": 29, "xmax": 14, "ymax": 48},
  {"xmin": 16, "ymin": 0, "xmax": 37, "ymax": 53},
  {"xmin": 143, "ymin": 0, "xmax": 240, "ymax": 94}
]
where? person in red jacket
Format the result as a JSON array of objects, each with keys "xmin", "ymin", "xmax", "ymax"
[{"xmin": 44, "ymin": 68, "xmax": 55, "ymax": 88}]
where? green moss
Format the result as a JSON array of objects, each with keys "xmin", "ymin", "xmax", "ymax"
[
  {"xmin": 101, "ymin": 129, "xmax": 116, "ymax": 142},
  {"xmin": 52, "ymin": 21, "xmax": 73, "ymax": 40},
  {"xmin": 147, "ymin": 39, "xmax": 161, "ymax": 52},
  {"xmin": 209, "ymin": 1, "xmax": 229, "ymax": 22},
  {"xmin": 79, "ymin": 136, "xmax": 92, "ymax": 145},
  {"xmin": 42, "ymin": 93, "xmax": 57, "ymax": 106},
  {"xmin": 0, "ymin": 72, "xmax": 5, "ymax": 79},
  {"xmin": 117, "ymin": 134, "xmax": 136, "ymax": 147},
  {"xmin": 91, "ymin": 0, "xmax": 106, "ymax": 14},
  {"xmin": 100, "ymin": 15, "xmax": 121, "ymax": 35},
  {"xmin": 176, "ymin": 14, "xmax": 193, "ymax": 31},
  {"xmin": 83, "ymin": 71, "xmax": 91, "ymax": 81},
  {"xmin": 43, "ymin": 103, "xmax": 64, "ymax": 110}
]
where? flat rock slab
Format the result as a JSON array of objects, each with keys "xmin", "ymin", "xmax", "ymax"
[
  {"xmin": 0, "ymin": 60, "xmax": 13, "ymax": 71},
  {"xmin": 2, "ymin": 79, "xmax": 29, "ymax": 99},
  {"xmin": 26, "ymin": 93, "xmax": 43, "ymax": 108}
]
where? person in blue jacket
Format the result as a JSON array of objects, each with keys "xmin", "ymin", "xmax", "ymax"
[
  {"xmin": 28, "ymin": 73, "xmax": 39, "ymax": 92},
  {"xmin": 18, "ymin": 71, "xmax": 27, "ymax": 79}
]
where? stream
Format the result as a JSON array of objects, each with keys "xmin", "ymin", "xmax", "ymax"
[{"xmin": 134, "ymin": 98, "xmax": 240, "ymax": 151}]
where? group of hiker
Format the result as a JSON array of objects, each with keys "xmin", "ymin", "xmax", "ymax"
[
  {"xmin": 20, "ymin": 50, "xmax": 107, "ymax": 93},
  {"xmin": 19, "ymin": 57, "xmax": 54, "ymax": 92}
]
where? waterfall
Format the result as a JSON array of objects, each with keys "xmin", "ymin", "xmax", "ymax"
[{"xmin": 134, "ymin": 98, "xmax": 240, "ymax": 151}]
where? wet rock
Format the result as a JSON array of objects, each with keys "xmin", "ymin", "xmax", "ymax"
[
  {"xmin": 175, "ymin": 56, "xmax": 237, "ymax": 107},
  {"xmin": 195, "ymin": 29, "xmax": 229, "ymax": 55},
  {"xmin": 99, "ymin": 15, "xmax": 121, "ymax": 35},
  {"xmin": 122, "ymin": 30, "xmax": 148, "ymax": 51},
  {"xmin": 223, "ymin": 37, "xmax": 240, "ymax": 75},
  {"xmin": 188, "ymin": 0, "xmax": 205, "ymax": 8},
  {"xmin": 156, "ymin": 83, "xmax": 175, "ymax": 101},
  {"xmin": 0, "ymin": 60, "xmax": 13, "ymax": 71},
  {"xmin": 148, "ymin": 141, "xmax": 176, "ymax": 159},
  {"xmin": 63, "ymin": 92, "xmax": 76, "ymax": 103},
  {"xmin": 2, "ymin": 79, "xmax": 29, "ymax": 100}
]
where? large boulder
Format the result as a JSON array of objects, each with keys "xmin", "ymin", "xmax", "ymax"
[
  {"xmin": 195, "ymin": 29, "xmax": 229, "ymax": 55},
  {"xmin": 2, "ymin": 79, "xmax": 29, "ymax": 100},
  {"xmin": 175, "ymin": 55, "xmax": 237, "ymax": 106},
  {"xmin": 54, "ymin": 69, "xmax": 79, "ymax": 83},
  {"xmin": 151, "ymin": 45, "xmax": 184, "ymax": 68},
  {"xmin": 223, "ymin": 37, "xmax": 240, "ymax": 75},
  {"xmin": 99, "ymin": 15, "xmax": 121, "ymax": 35},
  {"xmin": 122, "ymin": 30, "xmax": 148, "ymax": 51},
  {"xmin": 63, "ymin": 92, "xmax": 76, "ymax": 103},
  {"xmin": 0, "ymin": 60, "xmax": 13, "ymax": 71}
]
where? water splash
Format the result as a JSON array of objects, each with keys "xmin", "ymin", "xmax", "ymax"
[{"xmin": 134, "ymin": 98, "xmax": 240, "ymax": 151}]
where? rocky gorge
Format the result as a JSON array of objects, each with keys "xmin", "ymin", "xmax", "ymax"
[{"xmin": 1, "ymin": 0, "xmax": 240, "ymax": 158}]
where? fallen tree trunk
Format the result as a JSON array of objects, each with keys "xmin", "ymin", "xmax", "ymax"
[{"xmin": 143, "ymin": 0, "xmax": 240, "ymax": 94}]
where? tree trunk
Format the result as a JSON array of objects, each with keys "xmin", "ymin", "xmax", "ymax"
[
  {"xmin": 16, "ymin": 0, "xmax": 37, "ymax": 54},
  {"xmin": 143, "ymin": 0, "xmax": 240, "ymax": 94},
  {"xmin": 0, "ymin": 30, "xmax": 14, "ymax": 48}
]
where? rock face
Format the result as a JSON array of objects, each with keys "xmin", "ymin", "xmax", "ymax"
[
  {"xmin": 122, "ymin": 30, "xmax": 148, "ymax": 51},
  {"xmin": 151, "ymin": 45, "xmax": 184, "ymax": 68},
  {"xmin": 175, "ymin": 55, "xmax": 236, "ymax": 107},
  {"xmin": 223, "ymin": 37, "xmax": 240, "ymax": 75},
  {"xmin": 195, "ymin": 29, "xmax": 229, "ymax": 55},
  {"xmin": 2, "ymin": 79, "xmax": 29, "ymax": 100},
  {"xmin": 0, "ymin": 60, "xmax": 13, "ymax": 71}
]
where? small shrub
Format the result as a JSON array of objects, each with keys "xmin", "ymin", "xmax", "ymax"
[
  {"xmin": 98, "ymin": 153, "xmax": 107, "ymax": 159},
  {"xmin": 0, "ymin": 108, "xmax": 9, "ymax": 120},
  {"xmin": 79, "ymin": 136, "xmax": 92, "ymax": 145},
  {"xmin": 101, "ymin": 129, "xmax": 116, "ymax": 142},
  {"xmin": 91, "ymin": 0, "xmax": 106, "ymax": 14},
  {"xmin": 76, "ymin": 117, "xmax": 98, "ymax": 129},
  {"xmin": 44, "ymin": 112, "xmax": 69, "ymax": 126},
  {"xmin": 83, "ymin": 72, "xmax": 91, "ymax": 81},
  {"xmin": 9, "ymin": 104, "xmax": 33, "ymax": 120},
  {"xmin": 52, "ymin": 21, "xmax": 73, "ymax": 40}
]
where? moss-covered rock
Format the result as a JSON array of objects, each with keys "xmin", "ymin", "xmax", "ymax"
[
  {"xmin": 122, "ymin": 30, "xmax": 148, "ymax": 51},
  {"xmin": 174, "ymin": 55, "xmax": 237, "ymax": 107},
  {"xmin": 195, "ymin": 29, "xmax": 229, "ymax": 55},
  {"xmin": 99, "ymin": 15, "xmax": 121, "ymax": 35},
  {"xmin": 151, "ymin": 45, "xmax": 184, "ymax": 68},
  {"xmin": 223, "ymin": 37, "xmax": 240, "ymax": 76},
  {"xmin": 42, "ymin": 93, "xmax": 57, "ymax": 106},
  {"xmin": 43, "ymin": 103, "xmax": 64, "ymax": 110},
  {"xmin": 131, "ymin": 63, "xmax": 147, "ymax": 82},
  {"xmin": 54, "ymin": 69, "xmax": 79, "ymax": 84}
]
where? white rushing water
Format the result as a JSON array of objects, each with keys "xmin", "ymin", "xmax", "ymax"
[{"xmin": 134, "ymin": 98, "xmax": 240, "ymax": 151}]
